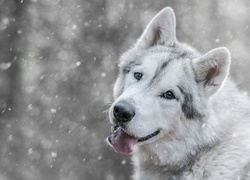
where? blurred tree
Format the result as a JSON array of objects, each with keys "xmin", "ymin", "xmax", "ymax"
[
  {"xmin": 0, "ymin": 0, "xmax": 26, "ymax": 117},
  {"xmin": 0, "ymin": 0, "xmax": 29, "ymax": 180}
]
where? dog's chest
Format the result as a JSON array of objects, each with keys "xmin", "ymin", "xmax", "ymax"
[{"xmin": 133, "ymin": 157, "xmax": 208, "ymax": 180}]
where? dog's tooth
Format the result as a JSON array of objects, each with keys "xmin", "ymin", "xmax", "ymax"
[{"xmin": 111, "ymin": 126, "xmax": 114, "ymax": 133}]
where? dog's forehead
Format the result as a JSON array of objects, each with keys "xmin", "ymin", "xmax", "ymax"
[
  {"xmin": 142, "ymin": 52, "xmax": 173, "ymax": 68},
  {"xmin": 120, "ymin": 44, "xmax": 200, "ymax": 74}
]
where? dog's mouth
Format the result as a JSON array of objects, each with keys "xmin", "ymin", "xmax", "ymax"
[{"xmin": 107, "ymin": 125, "xmax": 160, "ymax": 154}]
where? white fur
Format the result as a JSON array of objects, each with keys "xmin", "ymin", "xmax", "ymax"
[
  {"xmin": 192, "ymin": 47, "xmax": 231, "ymax": 96},
  {"xmin": 135, "ymin": 7, "xmax": 176, "ymax": 49},
  {"xmin": 108, "ymin": 7, "xmax": 250, "ymax": 180}
]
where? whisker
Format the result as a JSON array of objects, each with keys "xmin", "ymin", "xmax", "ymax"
[
  {"xmin": 104, "ymin": 102, "xmax": 113, "ymax": 106},
  {"xmin": 103, "ymin": 108, "xmax": 110, "ymax": 114}
]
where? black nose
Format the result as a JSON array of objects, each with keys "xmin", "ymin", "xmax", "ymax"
[{"xmin": 113, "ymin": 101, "xmax": 135, "ymax": 123}]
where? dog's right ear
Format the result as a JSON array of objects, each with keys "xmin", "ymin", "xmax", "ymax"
[
  {"xmin": 135, "ymin": 7, "xmax": 177, "ymax": 49},
  {"xmin": 192, "ymin": 47, "xmax": 231, "ymax": 96}
]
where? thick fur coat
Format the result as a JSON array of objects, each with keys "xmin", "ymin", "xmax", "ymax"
[{"xmin": 107, "ymin": 7, "xmax": 250, "ymax": 180}]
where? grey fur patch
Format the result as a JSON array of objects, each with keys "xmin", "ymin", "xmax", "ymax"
[
  {"xmin": 161, "ymin": 60, "xmax": 170, "ymax": 70},
  {"xmin": 241, "ymin": 162, "xmax": 250, "ymax": 180},
  {"xmin": 177, "ymin": 86, "xmax": 203, "ymax": 120},
  {"xmin": 148, "ymin": 59, "xmax": 173, "ymax": 87},
  {"xmin": 122, "ymin": 61, "xmax": 141, "ymax": 74},
  {"xmin": 164, "ymin": 141, "xmax": 220, "ymax": 179}
]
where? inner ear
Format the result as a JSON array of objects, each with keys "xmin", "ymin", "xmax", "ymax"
[
  {"xmin": 192, "ymin": 47, "xmax": 231, "ymax": 96},
  {"xmin": 135, "ymin": 7, "xmax": 177, "ymax": 49},
  {"xmin": 205, "ymin": 66, "xmax": 220, "ymax": 86},
  {"xmin": 151, "ymin": 26, "xmax": 162, "ymax": 46}
]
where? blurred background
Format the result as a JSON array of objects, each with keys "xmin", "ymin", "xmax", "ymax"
[{"xmin": 0, "ymin": 0, "xmax": 250, "ymax": 179}]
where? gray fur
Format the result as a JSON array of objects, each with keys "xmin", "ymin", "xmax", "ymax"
[
  {"xmin": 177, "ymin": 85, "xmax": 204, "ymax": 119},
  {"xmin": 123, "ymin": 60, "xmax": 142, "ymax": 74},
  {"xmin": 241, "ymin": 163, "xmax": 250, "ymax": 180}
]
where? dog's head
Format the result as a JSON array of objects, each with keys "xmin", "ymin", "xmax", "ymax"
[{"xmin": 107, "ymin": 7, "xmax": 230, "ymax": 155}]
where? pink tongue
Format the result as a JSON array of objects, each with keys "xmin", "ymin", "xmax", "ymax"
[{"xmin": 109, "ymin": 128, "xmax": 138, "ymax": 154}]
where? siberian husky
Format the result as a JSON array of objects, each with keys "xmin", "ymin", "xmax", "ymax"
[{"xmin": 107, "ymin": 7, "xmax": 250, "ymax": 180}]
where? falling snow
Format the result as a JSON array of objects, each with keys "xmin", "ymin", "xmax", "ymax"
[
  {"xmin": 0, "ymin": 62, "xmax": 11, "ymax": 70},
  {"xmin": 51, "ymin": 151, "xmax": 57, "ymax": 158},
  {"xmin": 121, "ymin": 160, "xmax": 127, "ymax": 165},
  {"xmin": 51, "ymin": 108, "xmax": 57, "ymax": 113},
  {"xmin": 0, "ymin": 1, "xmax": 249, "ymax": 180},
  {"xmin": 97, "ymin": 155, "xmax": 102, "ymax": 160},
  {"xmin": 75, "ymin": 61, "xmax": 81, "ymax": 67},
  {"xmin": 72, "ymin": 24, "xmax": 77, "ymax": 30},
  {"xmin": 100, "ymin": 72, "xmax": 106, "ymax": 77},
  {"xmin": 202, "ymin": 123, "xmax": 206, "ymax": 128},
  {"xmin": 7, "ymin": 135, "xmax": 13, "ymax": 142},
  {"xmin": 28, "ymin": 148, "xmax": 33, "ymax": 155}
]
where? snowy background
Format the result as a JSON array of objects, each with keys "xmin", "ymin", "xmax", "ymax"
[{"xmin": 0, "ymin": 0, "xmax": 250, "ymax": 180}]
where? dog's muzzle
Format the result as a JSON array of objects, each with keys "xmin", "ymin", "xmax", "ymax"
[{"xmin": 108, "ymin": 101, "xmax": 161, "ymax": 154}]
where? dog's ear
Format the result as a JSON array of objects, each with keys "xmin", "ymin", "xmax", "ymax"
[
  {"xmin": 135, "ymin": 7, "xmax": 177, "ymax": 49},
  {"xmin": 192, "ymin": 47, "xmax": 231, "ymax": 96}
]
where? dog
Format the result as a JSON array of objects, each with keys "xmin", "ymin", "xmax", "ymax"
[{"xmin": 106, "ymin": 7, "xmax": 250, "ymax": 180}]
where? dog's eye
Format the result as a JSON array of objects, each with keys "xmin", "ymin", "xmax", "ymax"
[
  {"xmin": 162, "ymin": 90, "xmax": 175, "ymax": 100},
  {"xmin": 134, "ymin": 72, "xmax": 143, "ymax": 81}
]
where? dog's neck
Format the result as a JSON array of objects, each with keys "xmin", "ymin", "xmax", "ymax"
[
  {"xmin": 132, "ymin": 113, "xmax": 227, "ymax": 174},
  {"xmin": 133, "ymin": 136, "xmax": 201, "ymax": 169}
]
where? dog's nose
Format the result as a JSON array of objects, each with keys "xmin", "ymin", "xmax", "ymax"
[{"xmin": 113, "ymin": 101, "xmax": 135, "ymax": 123}]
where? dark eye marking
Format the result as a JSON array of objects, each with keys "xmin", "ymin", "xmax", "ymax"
[
  {"xmin": 177, "ymin": 85, "xmax": 204, "ymax": 120},
  {"xmin": 161, "ymin": 90, "xmax": 176, "ymax": 100},
  {"xmin": 134, "ymin": 72, "xmax": 143, "ymax": 81}
]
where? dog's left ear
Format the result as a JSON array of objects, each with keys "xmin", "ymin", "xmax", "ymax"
[
  {"xmin": 135, "ymin": 7, "xmax": 176, "ymax": 49},
  {"xmin": 192, "ymin": 47, "xmax": 231, "ymax": 96}
]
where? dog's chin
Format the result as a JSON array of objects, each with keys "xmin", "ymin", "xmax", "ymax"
[{"xmin": 107, "ymin": 125, "xmax": 160, "ymax": 154}]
